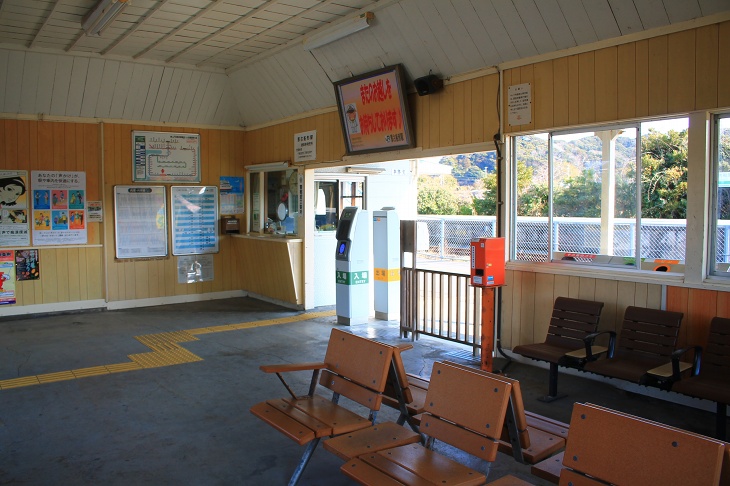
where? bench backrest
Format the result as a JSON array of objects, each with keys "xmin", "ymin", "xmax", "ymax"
[
  {"xmin": 616, "ymin": 306, "xmax": 683, "ymax": 358},
  {"xmin": 561, "ymin": 403, "xmax": 725, "ymax": 486},
  {"xmin": 703, "ymin": 317, "xmax": 730, "ymax": 377},
  {"xmin": 439, "ymin": 361, "xmax": 531, "ymax": 448},
  {"xmin": 544, "ymin": 297, "xmax": 604, "ymax": 349},
  {"xmin": 421, "ymin": 361, "xmax": 512, "ymax": 462},
  {"xmin": 320, "ymin": 328, "xmax": 394, "ymax": 410},
  {"xmin": 382, "ymin": 344, "xmax": 414, "ymax": 405}
]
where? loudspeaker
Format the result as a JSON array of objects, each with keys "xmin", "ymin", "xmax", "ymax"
[{"xmin": 414, "ymin": 74, "xmax": 443, "ymax": 96}]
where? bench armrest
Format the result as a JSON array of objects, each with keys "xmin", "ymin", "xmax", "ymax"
[
  {"xmin": 259, "ymin": 362, "xmax": 327, "ymax": 399},
  {"xmin": 395, "ymin": 343, "xmax": 414, "ymax": 351},
  {"xmin": 583, "ymin": 331, "xmax": 616, "ymax": 360},
  {"xmin": 671, "ymin": 346, "xmax": 702, "ymax": 381},
  {"xmin": 259, "ymin": 362, "xmax": 326, "ymax": 373}
]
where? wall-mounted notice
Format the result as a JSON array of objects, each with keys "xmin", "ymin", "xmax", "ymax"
[
  {"xmin": 171, "ymin": 186, "xmax": 219, "ymax": 256},
  {"xmin": 133, "ymin": 131, "xmax": 200, "ymax": 183},
  {"xmin": 87, "ymin": 201, "xmax": 103, "ymax": 222},
  {"xmin": 31, "ymin": 170, "xmax": 87, "ymax": 246},
  {"xmin": 0, "ymin": 170, "xmax": 30, "ymax": 247},
  {"xmin": 294, "ymin": 130, "xmax": 317, "ymax": 163},
  {"xmin": 114, "ymin": 186, "xmax": 168, "ymax": 259},
  {"xmin": 177, "ymin": 254, "xmax": 214, "ymax": 283},
  {"xmin": 508, "ymin": 83, "xmax": 532, "ymax": 126}
]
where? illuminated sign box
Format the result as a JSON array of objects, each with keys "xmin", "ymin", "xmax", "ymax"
[{"xmin": 334, "ymin": 64, "xmax": 415, "ymax": 156}]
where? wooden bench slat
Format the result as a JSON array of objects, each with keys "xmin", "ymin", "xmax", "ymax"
[
  {"xmin": 249, "ymin": 401, "xmax": 317, "ymax": 446},
  {"xmin": 284, "ymin": 395, "xmax": 372, "ymax": 436},
  {"xmin": 525, "ymin": 412, "xmax": 569, "ymax": 439},
  {"xmin": 375, "ymin": 444, "xmax": 487, "ymax": 486},
  {"xmin": 531, "ymin": 451, "xmax": 564, "ymax": 484},
  {"xmin": 323, "ymin": 422, "xmax": 421, "ymax": 462},
  {"xmin": 422, "ymin": 414, "xmax": 501, "ymax": 462},
  {"xmin": 498, "ymin": 426, "xmax": 565, "ymax": 463},
  {"xmin": 320, "ymin": 369, "xmax": 384, "ymax": 410},
  {"xmin": 558, "ymin": 468, "xmax": 604, "ymax": 486},
  {"xmin": 342, "ymin": 456, "xmax": 432, "ymax": 486},
  {"xmin": 259, "ymin": 361, "xmax": 326, "ymax": 373}
]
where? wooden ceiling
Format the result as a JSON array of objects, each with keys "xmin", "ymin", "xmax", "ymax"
[{"xmin": 0, "ymin": 0, "xmax": 728, "ymax": 127}]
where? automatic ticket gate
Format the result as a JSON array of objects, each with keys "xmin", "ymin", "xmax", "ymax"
[{"xmin": 335, "ymin": 207, "xmax": 371, "ymax": 325}]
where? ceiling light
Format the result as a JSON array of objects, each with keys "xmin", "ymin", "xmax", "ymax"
[
  {"xmin": 82, "ymin": 0, "xmax": 129, "ymax": 37},
  {"xmin": 303, "ymin": 12, "xmax": 374, "ymax": 51},
  {"xmin": 346, "ymin": 167, "xmax": 385, "ymax": 175}
]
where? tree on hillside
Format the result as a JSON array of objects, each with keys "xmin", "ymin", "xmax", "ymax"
[
  {"xmin": 473, "ymin": 161, "xmax": 549, "ymax": 216},
  {"xmin": 553, "ymin": 169, "xmax": 601, "ymax": 217},
  {"xmin": 640, "ymin": 129, "xmax": 687, "ymax": 219},
  {"xmin": 417, "ymin": 175, "xmax": 461, "ymax": 215}
]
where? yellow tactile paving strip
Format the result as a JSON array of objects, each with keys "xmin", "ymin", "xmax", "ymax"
[{"xmin": 0, "ymin": 310, "xmax": 335, "ymax": 390}]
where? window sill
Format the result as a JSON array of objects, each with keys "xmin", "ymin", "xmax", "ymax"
[{"xmin": 506, "ymin": 260, "xmax": 685, "ymax": 286}]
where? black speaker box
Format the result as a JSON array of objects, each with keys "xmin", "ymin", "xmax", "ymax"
[{"xmin": 414, "ymin": 74, "xmax": 443, "ymax": 96}]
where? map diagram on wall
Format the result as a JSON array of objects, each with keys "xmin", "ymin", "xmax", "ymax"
[{"xmin": 133, "ymin": 131, "xmax": 200, "ymax": 183}]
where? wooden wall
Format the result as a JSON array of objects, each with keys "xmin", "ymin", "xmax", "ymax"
[
  {"xmin": 243, "ymin": 73, "xmax": 501, "ymax": 165},
  {"xmin": 103, "ymin": 123, "xmax": 245, "ymax": 302},
  {"xmin": 501, "ymin": 270, "xmax": 663, "ymax": 349},
  {"xmin": 0, "ymin": 119, "xmax": 104, "ymax": 306},
  {"xmin": 504, "ymin": 21, "xmax": 730, "ymax": 134},
  {"xmin": 666, "ymin": 287, "xmax": 730, "ymax": 351}
]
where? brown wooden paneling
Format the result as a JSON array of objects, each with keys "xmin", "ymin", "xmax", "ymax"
[
  {"xmin": 719, "ymin": 21, "xmax": 730, "ymax": 107},
  {"xmin": 534, "ymin": 61, "xmax": 554, "ymax": 130},
  {"xmin": 667, "ymin": 30, "xmax": 696, "ymax": 114},
  {"xmin": 594, "ymin": 47, "xmax": 618, "ymax": 122},
  {"xmin": 695, "ymin": 25, "xmax": 719, "ymax": 110},
  {"xmin": 616, "ymin": 43, "xmax": 637, "ymax": 120}
]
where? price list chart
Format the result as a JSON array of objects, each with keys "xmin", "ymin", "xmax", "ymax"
[{"xmin": 171, "ymin": 186, "xmax": 218, "ymax": 256}]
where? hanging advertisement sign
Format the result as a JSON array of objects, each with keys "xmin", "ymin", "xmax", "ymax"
[
  {"xmin": 0, "ymin": 170, "xmax": 30, "ymax": 247},
  {"xmin": 31, "ymin": 171, "xmax": 87, "ymax": 246},
  {"xmin": 0, "ymin": 249, "xmax": 16, "ymax": 305},
  {"xmin": 171, "ymin": 186, "xmax": 219, "ymax": 255},
  {"xmin": 133, "ymin": 131, "xmax": 201, "ymax": 183}
]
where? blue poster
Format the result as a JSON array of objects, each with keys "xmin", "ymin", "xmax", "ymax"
[{"xmin": 171, "ymin": 186, "xmax": 219, "ymax": 255}]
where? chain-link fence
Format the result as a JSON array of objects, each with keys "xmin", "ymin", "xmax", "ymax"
[{"xmin": 416, "ymin": 215, "xmax": 730, "ymax": 263}]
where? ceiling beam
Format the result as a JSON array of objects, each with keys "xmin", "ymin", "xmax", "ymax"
[
  {"xmin": 102, "ymin": 0, "xmax": 171, "ymax": 55},
  {"xmin": 29, "ymin": 0, "xmax": 66, "ymax": 49}
]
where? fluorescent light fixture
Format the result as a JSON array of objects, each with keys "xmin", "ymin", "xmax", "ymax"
[
  {"xmin": 303, "ymin": 12, "xmax": 374, "ymax": 51},
  {"xmin": 346, "ymin": 167, "xmax": 385, "ymax": 175},
  {"xmin": 82, "ymin": 0, "xmax": 129, "ymax": 37},
  {"xmin": 245, "ymin": 161, "xmax": 289, "ymax": 172}
]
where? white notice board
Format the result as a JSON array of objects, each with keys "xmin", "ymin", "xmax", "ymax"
[
  {"xmin": 114, "ymin": 186, "xmax": 168, "ymax": 259},
  {"xmin": 171, "ymin": 186, "xmax": 219, "ymax": 255},
  {"xmin": 133, "ymin": 131, "xmax": 201, "ymax": 183}
]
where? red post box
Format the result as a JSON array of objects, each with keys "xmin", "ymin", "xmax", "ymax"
[{"xmin": 470, "ymin": 237, "xmax": 505, "ymax": 287}]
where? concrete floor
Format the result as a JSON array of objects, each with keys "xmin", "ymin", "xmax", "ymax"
[{"xmin": 0, "ymin": 297, "xmax": 723, "ymax": 485}]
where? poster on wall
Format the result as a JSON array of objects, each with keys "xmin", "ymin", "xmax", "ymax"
[
  {"xmin": 294, "ymin": 130, "xmax": 317, "ymax": 162},
  {"xmin": 114, "ymin": 186, "xmax": 168, "ymax": 259},
  {"xmin": 508, "ymin": 83, "xmax": 532, "ymax": 126},
  {"xmin": 0, "ymin": 170, "xmax": 30, "ymax": 247},
  {"xmin": 171, "ymin": 186, "xmax": 219, "ymax": 256},
  {"xmin": 0, "ymin": 249, "xmax": 16, "ymax": 305},
  {"xmin": 177, "ymin": 254, "xmax": 214, "ymax": 283},
  {"xmin": 133, "ymin": 131, "xmax": 201, "ymax": 183},
  {"xmin": 15, "ymin": 249, "xmax": 39, "ymax": 281},
  {"xmin": 219, "ymin": 176, "xmax": 244, "ymax": 215},
  {"xmin": 31, "ymin": 171, "xmax": 87, "ymax": 246}
]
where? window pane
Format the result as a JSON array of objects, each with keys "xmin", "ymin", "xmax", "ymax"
[
  {"xmin": 315, "ymin": 181, "xmax": 339, "ymax": 231},
  {"xmin": 514, "ymin": 134, "xmax": 549, "ymax": 262},
  {"xmin": 713, "ymin": 115, "xmax": 730, "ymax": 273},
  {"xmin": 551, "ymin": 128, "xmax": 638, "ymax": 266},
  {"xmin": 639, "ymin": 118, "xmax": 688, "ymax": 270}
]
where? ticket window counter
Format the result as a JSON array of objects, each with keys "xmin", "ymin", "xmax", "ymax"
[{"xmin": 248, "ymin": 167, "xmax": 299, "ymax": 236}]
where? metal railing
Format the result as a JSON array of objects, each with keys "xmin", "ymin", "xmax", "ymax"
[
  {"xmin": 400, "ymin": 267, "xmax": 481, "ymax": 355},
  {"xmin": 415, "ymin": 215, "xmax": 730, "ymax": 263}
]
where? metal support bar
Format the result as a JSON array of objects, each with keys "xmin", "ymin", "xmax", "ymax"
[{"xmin": 287, "ymin": 438, "xmax": 320, "ymax": 486}]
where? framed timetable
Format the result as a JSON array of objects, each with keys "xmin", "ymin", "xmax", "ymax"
[
  {"xmin": 171, "ymin": 186, "xmax": 219, "ymax": 255},
  {"xmin": 114, "ymin": 186, "xmax": 168, "ymax": 259}
]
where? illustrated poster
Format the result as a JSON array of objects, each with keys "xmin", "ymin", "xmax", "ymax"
[
  {"xmin": 133, "ymin": 131, "xmax": 200, "ymax": 183},
  {"xmin": 0, "ymin": 170, "xmax": 30, "ymax": 247},
  {"xmin": 0, "ymin": 249, "xmax": 16, "ymax": 305},
  {"xmin": 171, "ymin": 186, "xmax": 219, "ymax": 255},
  {"xmin": 219, "ymin": 176, "xmax": 244, "ymax": 215},
  {"xmin": 15, "ymin": 249, "xmax": 39, "ymax": 281},
  {"xmin": 177, "ymin": 254, "xmax": 214, "ymax": 283},
  {"xmin": 31, "ymin": 171, "xmax": 87, "ymax": 246}
]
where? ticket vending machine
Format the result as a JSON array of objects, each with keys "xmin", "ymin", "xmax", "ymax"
[
  {"xmin": 373, "ymin": 208, "xmax": 400, "ymax": 321},
  {"xmin": 335, "ymin": 207, "xmax": 371, "ymax": 325}
]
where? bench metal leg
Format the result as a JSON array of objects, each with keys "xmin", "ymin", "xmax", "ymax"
[
  {"xmin": 288, "ymin": 438, "xmax": 320, "ymax": 486},
  {"xmin": 538, "ymin": 362, "xmax": 566, "ymax": 403},
  {"xmin": 716, "ymin": 402, "xmax": 727, "ymax": 441}
]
